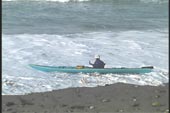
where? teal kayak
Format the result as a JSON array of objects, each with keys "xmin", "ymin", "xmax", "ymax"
[{"xmin": 29, "ymin": 64, "xmax": 153, "ymax": 74}]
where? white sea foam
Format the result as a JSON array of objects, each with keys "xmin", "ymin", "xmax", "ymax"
[
  {"xmin": 2, "ymin": 30, "xmax": 168, "ymax": 95},
  {"xmin": 2, "ymin": 0, "xmax": 89, "ymax": 2},
  {"xmin": 140, "ymin": 0, "xmax": 168, "ymax": 4},
  {"xmin": 2, "ymin": 0, "xmax": 168, "ymax": 4}
]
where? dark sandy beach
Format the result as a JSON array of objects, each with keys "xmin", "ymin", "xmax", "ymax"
[{"xmin": 2, "ymin": 83, "xmax": 169, "ymax": 113}]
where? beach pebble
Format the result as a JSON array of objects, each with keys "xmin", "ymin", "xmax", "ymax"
[
  {"xmin": 159, "ymin": 90, "xmax": 166, "ymax": 93},
  {"xmin": 6, "ymin": 102, "xmax": 15, "ymax": 107},
  {"xmin": 132, "ymin": 96, "xmax": 137, "ymax": 101},
  {"xmin": 102, "ymin": 99, "xmax": 110, "ymax": 102},
  {"xmin": 164, "ymin": 109, "xmax": 169, "ymax": 113},
  {"xmin": 134, "ymin": 85, "xmax": 138, "ymax": 88},
  {"xmin": 152, "ymin": 102, "xmax": 161, "ymax": 107},
  {"xmin": 155, "ymin": 95, "xmax": 160, "ymax": 98},
  {"xmin": 132, "ymin": 103, "xmax": 140, "ymax": 107},
  {"xmin": 89, "ymin": 106, "xmax": 95, "ymax": 109},
  {"xmin": 61, "ymin": 104, "xmax": 67, "ymax": 107},
  {"xmin": 133, "ymin": 99, "xmax": 137, "ymax": 101},
  {"xmin": 119, "ymin": 109, "xmax": 124, "ymax": 112},
  {"xmin": 5, "ymin": 108, "xmax": 12, "ymax": 111},
  {"xmin": 133, "ymin": 98, "xmax": 137, "ymax": 102}
]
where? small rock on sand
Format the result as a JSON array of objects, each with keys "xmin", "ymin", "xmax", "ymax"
[
  {"xmin": 102, "ymin": 99, "xmax": 110, "ymax": 102},
  {"xmin": 6, "ymin": 102, "xmax": 15, "ymax": 107},
  {"xmin": 89, "ymin": 106, "xmax": 95, "ymax": 109},
  {"xmin": 152, "ymin": 102, "xmax": 161, "ymax": 107}
]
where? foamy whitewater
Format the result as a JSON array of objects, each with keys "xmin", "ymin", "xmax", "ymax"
[{"xmin": 2, "ymin": 0, "xmax": 168, "ymax": 95}]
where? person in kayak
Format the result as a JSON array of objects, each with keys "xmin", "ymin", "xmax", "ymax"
[{"xmin": 89, "ymin": 55, "xmax": 105, "ymax": 68}]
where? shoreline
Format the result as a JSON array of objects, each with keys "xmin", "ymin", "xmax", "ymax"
[{"xmin": 2, "ymin": 83, "xmax": 169, "ymax": 113}]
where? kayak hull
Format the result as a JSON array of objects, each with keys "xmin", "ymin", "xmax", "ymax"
[{"xmin": 29, "ymin": 64, "xmax": 153, "ymax": 74}]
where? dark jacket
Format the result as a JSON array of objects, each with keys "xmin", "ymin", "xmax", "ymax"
[{"xmin": 89, "ymin": 58, "xmax": 105, "ymax": 68}]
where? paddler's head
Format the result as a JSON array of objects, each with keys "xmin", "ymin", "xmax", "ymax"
[{"xmin": 95, "ymin": 55, "xmax": 100, "ymax": 59}]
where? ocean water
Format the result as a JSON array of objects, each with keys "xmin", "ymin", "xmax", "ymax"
[{"xmin": 2, "ymin": 0, "xmax": 169, "ymax": 95}]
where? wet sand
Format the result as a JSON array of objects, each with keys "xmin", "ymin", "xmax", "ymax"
[{"xmin": 2, "ymin": 83, "xmax": 169, "ymax": 113}]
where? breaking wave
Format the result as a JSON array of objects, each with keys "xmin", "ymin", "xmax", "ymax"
[{"xmin": 2, "ymin": 30, "xmax": 168, "ymax": 95}]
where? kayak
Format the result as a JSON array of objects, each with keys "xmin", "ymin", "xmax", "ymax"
[{"xmin": 29, "ymin": 64, "xmax": 154, "ymax": 74}]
